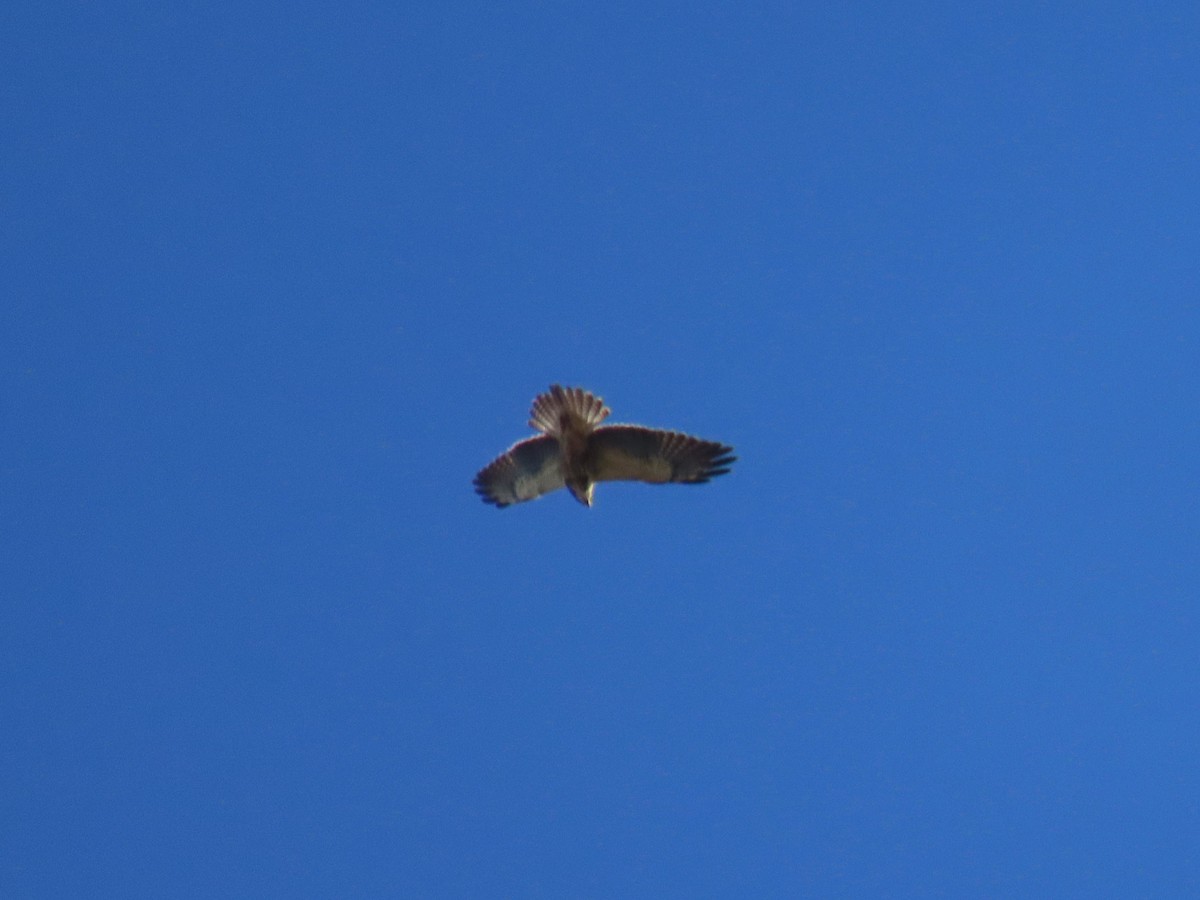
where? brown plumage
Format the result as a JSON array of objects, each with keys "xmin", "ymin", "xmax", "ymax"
[{"xmin": 474, "ymin": 385, "xmax": 735, "ymax": 508}]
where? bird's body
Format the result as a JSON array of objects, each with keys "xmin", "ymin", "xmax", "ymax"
[{"xmin": 474, "ymin": 385, "xmax": 735, "ymax": 508}]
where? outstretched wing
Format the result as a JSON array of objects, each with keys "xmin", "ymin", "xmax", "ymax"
[
  {"xmin": 473, "ymin": 435, "xmax": 564, "ymax": 507},
  {"xmin": 589, "ymin": 425, "xmax": 735, "ymax": 485}
]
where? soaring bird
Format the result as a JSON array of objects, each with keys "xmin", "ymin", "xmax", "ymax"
[{"xmin": 474, "ymin": 385, "xmax": 735, "ymax": 508}]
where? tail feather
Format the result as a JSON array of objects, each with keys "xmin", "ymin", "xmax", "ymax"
[{"xmin": 528, "ymin": 385, "xmax": 611, "ymax": 436}]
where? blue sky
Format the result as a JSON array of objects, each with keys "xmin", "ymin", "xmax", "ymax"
[{"xmin": 4, "ymin": 2, "xmax": 1198, "ymax": 896}]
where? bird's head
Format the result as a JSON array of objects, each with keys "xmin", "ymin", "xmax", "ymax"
[{"xmin": 567, "ymin": 480, "xmax": 594, "ymax": 507}]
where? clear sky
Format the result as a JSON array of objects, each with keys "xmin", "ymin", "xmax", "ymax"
[{"xmin": 4, "ymin": 2, "xmax": 1198, "ymax": 897}]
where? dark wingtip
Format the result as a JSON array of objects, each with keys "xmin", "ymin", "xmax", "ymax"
[
  {"xmin": 706, "ymin": 447, "xmax": 736, "ymax": 479},
  {"xmin": 473, "ymin": 473, "xmax": 508, "ymax": 507}
]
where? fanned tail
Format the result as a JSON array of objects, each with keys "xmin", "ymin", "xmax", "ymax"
[{"xmin": 528, "ymin": 384, "xmax": 611, "ymax": 437}]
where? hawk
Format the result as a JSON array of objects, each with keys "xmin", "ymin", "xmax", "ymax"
[{"xmin": 474, "ymin": 385, "xmax": 736, "ymax": 508}]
